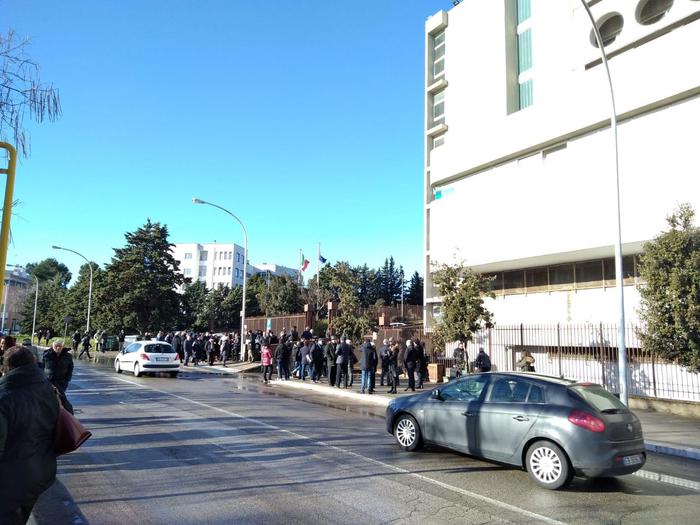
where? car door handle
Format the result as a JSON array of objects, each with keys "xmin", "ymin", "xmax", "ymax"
[
  {"xmin": 512, "ymin": 416, "xmax": 529, "ymax": 422},
  {"xmin": 461, "ymin": 411, "xmax": 474, "ymax": 417}
]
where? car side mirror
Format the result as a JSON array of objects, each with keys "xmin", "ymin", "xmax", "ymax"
[{"xmin": 432, "ymin": 389, "xmax": 442, "ymax": 401}]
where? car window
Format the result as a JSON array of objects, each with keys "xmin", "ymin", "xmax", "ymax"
[
  {"xmin": 440, "ymin": 376, "xmax": 488, "ymax": 402},
  {"xmin": 569, "ymin": 384, "xmax": 628, "ymax": 412},
  {"xmin": 143, "ymin": 343, "xmax": 174, "ymax": 354},
  {"xmin": 528, "ymin": 385, "xmax": 545, "ymax": 404},
  {"xmin": 488, "ymin": 377, "xmax": 533, "ymax": 403},
  {"xmin": 125, "ymin": 343, "xmax": 139, "ymax": 353}
]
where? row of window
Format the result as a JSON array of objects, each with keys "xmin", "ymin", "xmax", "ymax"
[
  {"xmin": 483, "ymin": 256, "xmax": 641, "ymax": 296},
  {"xmin": 591, "ymin": 0, "xmax": 680, "ymax": 49},
  {"xmin": 183, "ymin": 267, "xmax": 243, "ymax": 279},
  {"xmin": 183, "ymin": 251, "xmax": 243, "ymax": 263},
  {"xmin": 441, "ymin": 375, "xmax": 544, "ymax": 404}
]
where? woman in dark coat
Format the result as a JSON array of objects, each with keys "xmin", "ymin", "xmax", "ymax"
[
  {"xmin": 0, "ymin": 345, "xmax": 60, "ymax": 525},
  {"xmin": 42, "ymin": 339, "xmax": 74, "ymax": 414}
]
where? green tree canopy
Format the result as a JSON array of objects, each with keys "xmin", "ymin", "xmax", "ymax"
[
  {"xmin": 180, "ymin": 280, "xmax": 208, "ymax": 331},
  {"xmin": 98, "ymin": 220, "xmax": 184, "ymax": 334},
  {"xmin": 259, "ymin": 275, "xmax": 304, "ymax": 316},
  {"xmin": 19, "ymin": 275, "xmax": 66, "ymax": 335},
  {"xmin": 638, "ymin": 203, "xmax": 700, "ymax": 372},
  {"xmin": 406, "ymin": 271, "xmax": 424, "ymax": 305},
  {"xmin": 63, "ymin": 262, "xmax": 104, "ymax": 333},
  {"xmin": 330, "ymin": 262, "xmax": 371, "ymax": 342},
  {"xmin": 431, "ymin": 260, "xmax": 494, "ymax": 351},
  {"xmin": 26, "ymin": 258, "xmax": 72, "ymax": 288},
  {"xmin": 377, "ymin": 257, "xmax": 403, "ymax": 305}
]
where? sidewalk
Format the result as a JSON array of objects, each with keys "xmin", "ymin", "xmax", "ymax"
[{"xmin": 262, "ymin": 374, "xmax": 700, "ymax": 461}]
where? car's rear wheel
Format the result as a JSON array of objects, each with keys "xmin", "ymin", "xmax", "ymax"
[
  {"xmin": 115, "ymin": 359, "xmax": 122, "ymax": 374},
  {"xmin": 168, "ymin": 371, "xmax": 178, "ymax": 378},
  {"xmin": 133, "ymin": 363, "xmax": 141, "ymax": 378},
  {"xmin": 526, "ymin": 440, "xmax": 573, "ymax": 490},
  {"xmin": 394, "ymin": 414, "xmax": 422, "ymax": 452}
]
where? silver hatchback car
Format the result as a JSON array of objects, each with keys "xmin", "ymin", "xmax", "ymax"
[{"xmin": 386, "ymin": 372, "xmax": 645, "ymax": 489}]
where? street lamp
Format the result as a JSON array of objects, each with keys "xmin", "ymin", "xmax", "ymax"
[
  {"xmin": 31, "ymin": 275, "xmax": 38, "ymax": 345},
  {"xmin": 580, "ymin": 0, "xmax": 628, "ymax": 405},
  {"xmin": 192, "ymin": 198, "xmax": 249, "ymax": 361},
  {"xmin": 52, "ymin": 245, "xmax": 93, "ymax": 335}
]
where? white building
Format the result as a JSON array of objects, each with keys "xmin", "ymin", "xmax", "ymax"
[
  {"xmin": 172, "ymin": 242, "xmax": 300, "ymax": 291},
  {"xmin": 424, "ymin": 0, "xmax": 700, "ymax": 329}
]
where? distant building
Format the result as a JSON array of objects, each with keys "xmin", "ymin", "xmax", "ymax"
[
  {"xmin": 2, "ymin": 267, "xmax": 32, "ymax": 334},
  {"xmin": 423, "ymin": 1, "xmax": 700, "ymax": 329},
  {"xmin": 172, "ymin": 242, "xmax": 299, "ymax": 291}
]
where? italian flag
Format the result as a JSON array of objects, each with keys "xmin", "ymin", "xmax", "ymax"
[{"xmin": 300, "ymin": 252, "xmax": 310, "ymax": 272}]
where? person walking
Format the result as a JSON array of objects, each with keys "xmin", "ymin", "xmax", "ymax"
[
  {"xmin": 299, "ymin": 340, "xmax": 313, "ymax": 381},
  {"xmin": 324, "ymin": 337, "xmax": 337, "ymax": 387},
  {"xmin": 43, "ymin": 339, "xmax": 74, "ymax": 414},
  {"xmin": 335, "ymin": 338, "xmax": 351, "ymax": 388},
  {"xmin": 78, "ymin": 333, "xmax": 92, "ymax": 361},
  {"xmin": 192, "ymin": 335, "xmax": 205, "ymax": 366},
  {"xmin": 0, "ymin": 345, "xmax": 61, "ymax": 525},
  {"xmin": 453, "ymin": 342, "xmax": 467, "ymax": 377},
  {"xmin": 100, "ymin": 330, "xmax": 108, "ymax": 353},
  {"xmin": 118, "ymin": 330, "xmax": 126, "ymax": 353},
  {"xmin": 474, "ymin": 347, "xmax": 492, "ymax": 372},
  {"xmin": 359, "ymin": 337, "xmax": 377, "ymax": 394},
  {"xmin": 346, "ymin": 339, "xmax": 356, "ymax": 387},
  {"xmin": 274, "ymin": 340, "xmax": 286, "ymax": 380},
  {"xmin": 403, "ymin": 339, "xmax": 417, "ymax": 392},
  {"xmin": 281, "ymin": 340, "xmax": 292, "ymax": 380},
  {"xmin": 71, "ymin": 330, "xmax": 81, "ymax": 353},
  {"xmin": 220, "ymin": 334, "xmax": 231, "ymax": 367},
  {"xmin": 172, "ymin": 331, "xmax": 184, "ymax": 362},
  {"xmin": 261, "ymin": 344, "xmax": 273, "ymax": 384},
  {"xmin": 387, "ymin": 342, "xmax": 401, "ymax": 394},
  {"xmin": 379, "ymin": 339, "xmax": 390, "ymax": 386}
]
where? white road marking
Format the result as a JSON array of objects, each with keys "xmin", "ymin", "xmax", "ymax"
[
  {"xmin": 633, "ymin": 469, "xmax": 700, "ymax": 491},
  {"xmin": 84, "ymin": 368, "xmax": 567, "ymax": 525}
]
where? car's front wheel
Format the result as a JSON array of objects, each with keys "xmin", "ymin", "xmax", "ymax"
[
  {"xmin": 394, "ymin": 414, "xmax": 422, "ymax": 452},
  {"xmin": 526, "ymin": 440, "xmax": 573, "ymax": 490},
  {"xmin": 115, "ymin": 360, "xmax": 122, "ymax": 374}
]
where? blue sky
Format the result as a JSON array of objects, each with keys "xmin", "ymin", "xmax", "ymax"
[{"xmin": 4, "ymin": 0, "xmax": 448, "ymax": 282}]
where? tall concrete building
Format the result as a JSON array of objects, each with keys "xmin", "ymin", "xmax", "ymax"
[
  {"xmin": 172, "ymin": 242, "xmax": 299, "ymax": 291},
  {"xmin": 423, "ymin": 0, "xmax": 700, "ymax": 330}
]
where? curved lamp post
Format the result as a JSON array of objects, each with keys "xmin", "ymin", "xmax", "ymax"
[
  {"xmin": 580, "ymin": 0, "xmax": 628, "ymax": 405},
  {"xmin": 52, "ymin": 245, "xmax": 93, "ymax": 335},
  {"xmin": 192, "ymin": 198, "xmax": 249, "ymax": 361},
  {"xmin": 32, "ymin": 275, "xmax": 38, "ymax": 344}
]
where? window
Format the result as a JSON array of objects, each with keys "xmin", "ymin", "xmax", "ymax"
[
  {"xmin": 488, "ymin": 377, "xmax": 532, "ymax": 403},
  {"xmin": 227, "ymin": 267, "xmax": 231, "ymax": 275},
  {"xmin": 636, "ymin": 0, "xmax": 674, "ymax": 26},
  {"xmin": 519, "ymin": 79, "xmax": 533, "ymax": 110},
  {"xmin": 199, "ymin": 267, "xmax": 207, "ymax": 277},
  {"xmin": 515, "ymin": 1, "xmax": 534, "ymax": 110},
  {"xmin": 200, "ymin": 250, "xmax": 208, "ymax": 262},
  {"xmin": 235, "ymin": 268, "xmax": 240, "ymax": 278},
  {"xmin": 432, "ymin": 90, "xmax": 445, "ymax": 126},
  {"xmin": 432, "ymin": 30, "xmax": 445, "ymax": 80},
  {"xmin": 184, "ymin": 268, "xmax": 192, "ymax": 276},
  {"xmin": 517, "ymin": 29, "xmax": 532, "ymax": 73},
  {"xmin": 528, "ymin": 385, "xmax": 545, "ymax": 404},
  {"xmin": 432, "ymin": 134, "xmax": 445, "ymax": 149},
  {"xmin": 184, "ymin": 253, "xmax": 193, "ymax": 260},
  {"xmin": 439, "ymin": 376, "xmax": 489, "ymax": 402}
]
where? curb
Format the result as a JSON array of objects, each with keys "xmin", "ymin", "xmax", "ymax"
[
  {"xmin": 645, "ymin": 441, "xmax": 700, "ymax": 461},
  {"xmin": 269, "ymin": 378, "xmax": 393, "ymax": 407}
]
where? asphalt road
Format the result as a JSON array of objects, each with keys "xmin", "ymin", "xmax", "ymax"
[{"xmin": 34, "ymin": 362, "xmax": 700, "ymax": 525}]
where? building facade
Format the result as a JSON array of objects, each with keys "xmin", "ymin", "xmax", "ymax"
[
  {"xmin": 424, "ymin": 0, "xmax": 700, "ymax": 329},
  {"xmin": 172, "ymin": 242, "xmax": 300, "ymax": 291},
  {"xmin": 1, "ymin": 267, "xmax": 33, "ymax": 334}
]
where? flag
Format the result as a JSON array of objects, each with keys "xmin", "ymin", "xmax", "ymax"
[
  {"xmin": 319, "ymin": 254, "xmax": 327, "ymax": 264},
  {"xmin": 300, "ymin": 252, "xmax": 310, "ymax": 272}
]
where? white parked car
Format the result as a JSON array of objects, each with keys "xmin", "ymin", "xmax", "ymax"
[{"xmin": 114, "ymin": 341, "xmax": 180, "ymax": 378}]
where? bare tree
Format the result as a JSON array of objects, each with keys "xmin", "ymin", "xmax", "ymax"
[{"xmin": 1, "ymin": 29, "xmax": 61, "ymax": 156}]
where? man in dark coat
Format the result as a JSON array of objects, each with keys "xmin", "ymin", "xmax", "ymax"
[
  {"xmin": 378, "ymin": 339, "xmax": 390, "ymax": 386},
  {"xmin": 78, "ymin": 333, "xmax": 91, "ymax": 360},
  {"xmin": 311, "ymin": 338, "xmax": 325, "ymax": 382},
  {"xmin": 0, "ymin": 346, "xmax": 60, "ymax": 525},
  {"xmin": 324, "ymin": 337, "xmax": 337, "ymax": 387},
  {"xmin": 172, "ymin": 331, "xmax": 184, "ymax": 362},
  {"xmin": 359, "ymin": 338, "xmax": 378, "ymax": 394},
  {"xmin": 403, "ymin": 339, "xmax": 418, "ymax": 392},
  {"xmin": 43, "ymin": 339, "xmax": 74, "ymax": 414},
  {"xmin": 335, "ymin": 338, "xmax": 352, "ymax": 388}
]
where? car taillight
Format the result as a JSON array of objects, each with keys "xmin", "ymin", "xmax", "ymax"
[
  {"xmin": 568, "ymin": 409, "xmax": 605, "ymax": 433},
  {"xmin": 140, "ymin": 353, "xmax": 150, "ymax": 361}
]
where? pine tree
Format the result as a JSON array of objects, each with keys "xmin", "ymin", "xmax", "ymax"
[
  {"xmin": 25, "ymin": 258, "xmax": 72, "ymax": 288},
  {"xmin": 20, "ymin": 275, "xmax": 66, "ymax": 335},
  {"xmin": 330, "ymin": 262, "xmax": 371, "ymax": 341},
  {"xmin": 259, "ymin": 275, "xmax": 304, "ymax": 316},
  {"xmin": 406, "ymin": 271, "xmax": 424, "ymax": 305},
  {"xmin": 63, "ymin": 263, "xmax": 104, "ymax": 333},
  {"xmin": 99, "ymin": 220, "xmax": 184, "ymax": 334},
  {"xmin": 638, "ymin": 203, "xmax": 700, "ymax": 372},
  {"xmin": 355, "ymin": 264, "xmax": 379, "ymax": 308}
]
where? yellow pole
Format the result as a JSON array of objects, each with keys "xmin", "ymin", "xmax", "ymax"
[{"xmin": 0, "ymin": 143, "xmax": 17, "ymax": 317}]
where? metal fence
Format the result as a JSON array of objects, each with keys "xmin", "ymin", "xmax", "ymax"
[{"xmin": 431, "ymin": 323, "xmax": 699, "ymax": 403}]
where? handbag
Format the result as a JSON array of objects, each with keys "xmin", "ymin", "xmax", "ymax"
[{"xmin": 53, "ymin": 388, "xmax": 92, "ymax": 456}]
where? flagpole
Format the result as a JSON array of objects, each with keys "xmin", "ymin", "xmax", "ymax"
[
  {"xmin": 317, "ymin": 242, "xmax": 320, "ymax": 289},
  {"xmin": 299, "ymin": 248, "xmax": 302, "ymax": 285}
]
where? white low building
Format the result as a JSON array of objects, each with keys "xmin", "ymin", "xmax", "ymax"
[
  {"xmin": 423, "ymin": 0, "xmax": 700, "ymax": 329},
  {"xmin": 172, "ymin": 242, "xmax": 299, "ymax": 291}
]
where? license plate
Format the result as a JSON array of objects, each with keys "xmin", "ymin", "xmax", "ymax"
[
  {"xmin": 156, "ymin": 357, "xmax": 169, "ymax": 362},
  {"xmin": 623, "ymin": 454, "xmax": 642, "ymax": 466}
]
